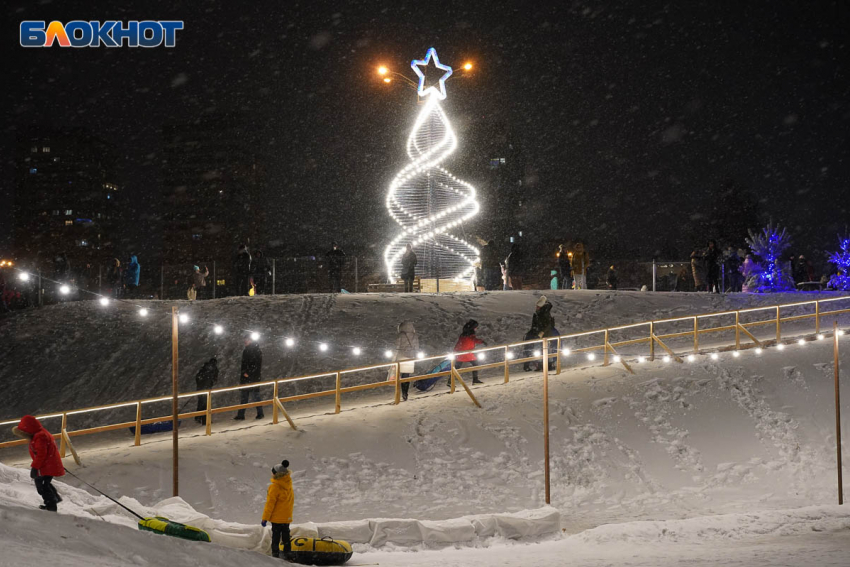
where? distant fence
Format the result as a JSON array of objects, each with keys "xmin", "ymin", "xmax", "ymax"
[{"xmin": 1, "ymin": 295, "xmax": 848, "ymax": 457}]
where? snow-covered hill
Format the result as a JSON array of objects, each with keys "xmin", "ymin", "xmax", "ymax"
[{"xmin": 1, "ymin": 290, "xmax": 846, "ymax": 420}]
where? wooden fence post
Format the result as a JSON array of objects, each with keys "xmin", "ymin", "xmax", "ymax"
[
  {"xmin": 335, "ymin": 372, "xmax": 341, "ymax": 414},
  {"xmin": 776, "ymin": 306, "xmax": 781, "ymax": 342},
  {"xmin": 735, "ymin": 311, "xmax": 741, "ymax": 350},
  {"xmin": 394, "ymin": 362, "xmax": 401, "ymax": 405},
  {"xmin": 504, "ymin": 346, "xmax": 510, "ymax": 383},
  {"xmin": 555, "ymin": 337, "xmax": 562, "ymax": 375},
  {"xmin": 205, "ymin": 391, "xmax": 212, "ymax": 436},
  {"xmin": 693, "ymin": 317, "xmax": 699, "ymax": 353},
  {"xmin": 603, "ymin": 330, "xmax": 610, "ymax": 366},
  {"xmin": 649, "ymin": 321, "xmax": 655, "ymax": 361},
  {"xmin": 273, "ymin": 381, "xmax": 279, "ymax": 424},
  {"xmin": 134, "ymin": 403, "xmax": 141, "ymax": 447},
  {"xmin": 60, "ymin": 413, "xmax": 68, "ymax": 457}
]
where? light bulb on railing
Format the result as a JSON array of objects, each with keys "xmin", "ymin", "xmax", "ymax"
[
  {"xmin": 213, "ymin": 325, "xmax": 223, "ymax": 335},
  {"xmin": 319, "ymin": 343, "xmax": 328, "ymax": 352},
  {"xmin": 250, "ymin": 332, "xmax": 260, "ymax": 341},
  {"xmin": 533, "ymin": 349, "xmax": 541, "ymax": 357},
  {"xmin": 352, "ymin": 347, "xmax": 361, "ymax": 356},
  {"xmin": 710, "ymin": 353, "xmax": 719, "ymax": 360},
  {"xmin": 817, "ymin": 334, "xmax": 825, "ymax": 340},
  {"xmin": 384, "ymin": 350, "xmax": 393, "ymax": 359},
  {"xmin": 285, "ymin": 337, "xmax": 295, "ymax": 347},
  {"xmin": 99, "ymin": 297, "xmax": 109, "ymax": 306},
  {"xmin": 178, "ymin": 313, "xmax": 189, "ymax": 324},
  {"xmin": 139, "ymin": 308, "xmax": 149, "ymax": 317},
  {"xmin": 838, "ymin": 330, "xmax": 845, "ymax": 336},
  {"xmin": 797, "ymin": 339, "xmax": 805, "ymax": 346},
  {"xmin": 506, "ymin": 351, "xmax": 515, "ymax": 360},
  {"xmin": 755, "ymin": 347, "xmax": 763, "ymax": 355},
  {"xmin": 587, "ymin": 353, "xmax": 596, "ymax": 361},
  {"xmin": 59, "ymin": 284, "xmax": 70, "ymax": 295},
  {"xmin": 417, "ymin": 352, "xmax": 425, "ymax": 359},
  {"xmin": 687, "ymin": 354, "xmax": 695, "ymax": 362},
  {"xmin": 613, "ymin": 355, "xmax": 621, "ymax": 363},
  {"xmin": 733, "ymin": 351, "xmax": 740, "ymax": 358},
  {"xmin": 776, "ymin": 343, "xmax": 785, "ymax": 351},
  {"xmin": 637, "ymin": 356, "xmax": 646, "ymax": 363},
  {"xmin": 477, "ymin": 353, "xmax": 486, "ymax": 361},
  {"xmin": 663, "ymin": 355, "xmax": 671, "ymax": 363},
  {"xmin": 562, "ymin": 348, "xmax": 571, "ymax": 356}
]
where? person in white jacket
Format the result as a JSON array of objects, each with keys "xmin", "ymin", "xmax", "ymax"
[{"xmin": 393, "ymin": 321, "xmax": 419, "ymax": 401}]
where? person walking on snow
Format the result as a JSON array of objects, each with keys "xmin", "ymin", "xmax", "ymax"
[
  {"xmin": 326, "ymin": 241, "xmax": 346, "ymax": 293},
  {"xmin": 704, "ymin": 239, "xmax": 721, "ymax": 293},
  {"xmin": 401, "ymin": 243, "xmax": 417, "ymax": 293},
  {"xmin": 235, "ymin": 338, "xmax": 264, "ymax": 420},
  {"xmin": 557, "ymin": 245, "xmax": 573, "ymax": 290},
  {"xmin": 194, "ymin": 357, "xmax": 218, "ymax": 425},
  {"xmin": 505, "ymin": 242, "xmax": 525, "ymax": 290},
  {"xmin": 262, "ymin": 459, "xmax": 294, "ymax": 559},
  {"xmin": 12, "ymin": 415, "xmax": 65, "ymax": 511},
  {"xmin": 524, "ymin": 296, "xmax": 557, "ymax": 371},
  {"xmin": 124, "ymin": 254, "xmax": 140, "ymax": 298},
  {"xmin": 571, "ymin": 242, "xmax": 590, "ymax": 289},
  {"xmin": 189, "ymin": 265, "xmax": 209, "ymax": 301},
  {"xmin": 393, "ymin": 321, "xmax": 419, "ymax": 401},
  {"xmin": 607, "ymin": 265, "xmax": 618, "ymax": 290},
  {"xmin": 235, "ymin": 244, "xmax": 252, "ymax": 296},
  {"xmin": 452, "ymin": 320, "xmax": 485, "ymax": 385}
]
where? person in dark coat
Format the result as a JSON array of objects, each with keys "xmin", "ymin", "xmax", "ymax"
[
  {"xmin": 235, "ymin": 244, "xmax": 252, "ymax": 296},
  {"xmin": 704, "ymin": 240, "xmax": 721, "ymax": 293},
  {"xmin": 12, "ymin": 415, "xmax": 65, "ymax": 511},
  {"xmin": 124, "ymin": 254, "xmax": 140, "ymax": 298},
  {"xmin": 505, "ymin": 242, "xmax": 525, "ymax": 291},
  {"xmin": 524, "ymin": 296, "xmax": 557, "ymax": 371},
  {"xmin": 607, "ymin": 265, "xmax": 618, "ymax": 290},
  {"xmin": 235, "ymin": 338, "xmax": 264, "ymax": 420},
  {"xmin": 558, "ymin": 245, "xmax": 573, "ymax": 289},
  {"xmin": 53, "ymin": 253, "xmax": 71, "ymax": 281},
  {"xmin": 481, "ymin": 240, "xmax": 501, "ymax": 291},
  {"xmin": 401, "ymin": 243, "xmax": 417, "ymax": 292},
  {"xmin": 107, "ymin": 258, "xmax": 122, "ymax": 298},
  {"xmin": 724, "ymin": 247, "xmax": 742, "ymax": 292},
  {"xmin": 194, "ymin": 357, "xmax": 219, "ymax": 424},
  {"xmin": 453, "ymin": 319, "xmax": 485, "ymax": 385},
  {"xmin": 326, "ymin": 242, "xmax": 346, "ymax": 293},
  {"xmin": 253, "ymin": 251, "xmax": 271, "ymax": 295}
]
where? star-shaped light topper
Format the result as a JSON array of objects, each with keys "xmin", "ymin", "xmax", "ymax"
[{"xmin": 411, "ymin": 48, "xmax": 453, "ymax": 100}]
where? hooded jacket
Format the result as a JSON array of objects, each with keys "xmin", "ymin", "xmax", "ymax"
[
  {"xmin": 13, "ymin": 415, "xmax": 65, "ymax": 477},
  {"xmin": 454, "ymin": 321, "xmax": 483, "ymax": 363},
  {"xmin": 262, "ymin": 470, "xmax": 294, "ymax": 524},
  {"xmin": 531, "ymin": 302, "xmax": 556, "ymax": 338},
  {"xmin": 394, "ymin": 321, "xmax": 420, "ymax": 373},
  {"xmin": 124, "ymin": 256, "xmax": 140, "ymax": 286}
]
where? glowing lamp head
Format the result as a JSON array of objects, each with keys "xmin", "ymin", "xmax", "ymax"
[
  {"xmin": 506, "ymin": 351, "xmax": 515, "ymax": 360},
  {"xmin": 733, "ymin": 351, "xmax": 741, "ymax": 358},
  {"xmin": 755, "ymin": 347, "xmax": 763, "ymax": 355},
  {"xmin": 533, "ymin": 349, "xmax": 541, "ymax": 357},
  {"xmin": 587, "ymin": 353, "xmax": 596, "ymax": 361},
  {"xmin": 776, "ymin": 343, "xmax": 785, "ymax": 351},
  {"xmin": 383, "ymin": 77, "xmax": 392, "ymax": 83},
  {"xmin": 213, "ymin": 325, "xmax": 223, "ymax": 335},
  {"xmin": 562, "ymin": 348, "xmax": 571, "ymax": 356},
  {"xmin": 99, "ymin": 297, "xmax": 109, "ymax": 306},
  {"xmin": 250, "ymin": 332, "xmax": 260, "ymax": 341},
  {"xmin": 710, "ymin": 353, "xmax": 719, "ymax": 360},
  {"xmin": 19, "ymin": 272, "xmax": 30, "ymax": 281},
  {"xmin": 613, "ymin": 355, "xmax": 621, "ymax": 363},
  {"xmin": 417, "ymin": 351, "xmax": 425, "ymax": 359},
  {"xmin": 817, "ymin": 334, "xmax": 825, "ymax": 340},
  {"xmin": 797, "ymin": 339, "xmax": 806, "ymax": 346},
  {"xmin": 285, "ymin": 337, "xmax": 295, "ymax": 347},
  {"xmin": 178, "ymin": 313, "xmax": 189, "ymax": 324},
  {"xmin": 839, "ymin": 330, "xmax": 846, "ymax": 336},
  {"xmin": 463, "ymin": 62, "xmax": 473, "ymax": 71},
  {"xmin": 319, "ymin": 343, "xmax": 329, "ymax": 352},
  {"xmin": 663, "ymin": 355, "xmax": 671, "ymax": 363},
  {"xmin": 139, "ymin": 308, "xmax": 149, "ymax": 317},
  {"xmin": 384, "ymin": 350, "xmax": 393, "ymax": 359},
  {"xmin": 637, "ymin": 356, "xmax": 646, "ymax": 363},
  {"xmin": 352, "ymin": 347, "xmax": 362, "ymax": 356},
  {"xmin": 59, "ymin": 284, "xmax": 70, "ymax": 295},
  {"xmin": 377, "ymin": 65, "xmax": 388, "ymax": 75},
  {"xmin": 687, "ymin": 354, "xmax": 695, "ymax": 362},
  {"xmin": 477, "ymin": 353, "xmax": 486, "ymax": 361}
]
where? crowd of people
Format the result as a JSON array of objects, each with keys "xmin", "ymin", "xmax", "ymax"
[{"xmin": 476, "ymin": 239, "xmax": 600, "ymax": 292}]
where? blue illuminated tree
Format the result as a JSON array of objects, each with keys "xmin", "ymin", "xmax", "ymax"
[
  {"xmin": 745, "ymin": 222, "xmax": 794, "ymax": 292},
  {"xmin": 827, "ymin": 234, "xmax": 850, "ymax": 291}
]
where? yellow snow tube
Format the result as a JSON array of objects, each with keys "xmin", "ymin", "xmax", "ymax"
[
  {"xmin": 138, "ymin": 516, "xmax": 211, "ymax": 542},
  {"xmin": 285, "ymin": 536, "xmax": 353, "ymax": 566}
]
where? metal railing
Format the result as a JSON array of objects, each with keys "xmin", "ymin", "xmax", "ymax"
[{"xmin": 1, "ymin": 295, "xmax": 848, "ymax": 457}]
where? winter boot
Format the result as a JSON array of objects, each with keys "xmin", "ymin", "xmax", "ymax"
[{"xmin": 39, "ymin": 504, "xmax": 57, "ymax": 512}]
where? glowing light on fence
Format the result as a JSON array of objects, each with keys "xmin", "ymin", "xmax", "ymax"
[
  {"xmin": 178, "ymin": 313, "xmax": 189, "ymax": 324},
  {"xmin": 19, "ymin": 272, "xmax": 30, "ymax": 281},
  {"xmin": 506, "ymin": 351, "xmax": 515, "ymax": 360},
  {"xmin": 98, "ymin": 297, "xmax": 109, "ymax": 306},
  {"xmin": 352, "ymin": 347, "xmax": 361, "ymax": 356},
  {"xmin": 663, "ymin": 355, "xmax": 671, "ymax": 363},
  {"xmin": 384, "ymin": 350, "xmax": 393, "ymax": 358},
  {"xmin": 59, "ymin": 284, "xmax": 70, "ymax": 295},
  {"xmin": 755, "ymin": 347, "xmax": 763, "ymax": 355},
  {"xmin": 797, "ymin": 339, "xmax": 806, "ymax": 346},
  {"xmin": 613, "ymin": 355, "xmax": 621, "ymax": 363},
  {"xmin": 477, "ymin": 353, "xmax": 486, "ymax": 361},
  {"xmin": 776, "ymin": 343, "xmax": 785, "ymax": 351},
  {"xmin": 817, "ymin": 334, "xmax": 825, "ymax": 340},
  {"xmin": 213, "ymin": 325, "xmax": 223, "ymax": 335},
  {"xmin": 285, "ymin": 338, "xmax": 295, "ymax": 347},
  {"xmin": 319, "ymin": 343, "xmax": 329, "ymax": 352},
  {"xmin": 687, "ymin": 354, "xmax": 695, "ymax": 362},
  {"xmin": 733, "ymin": 351, "xmax": 740, "ymax": 358},
  {"xmin": 383, "ymin": 48, "xmax": 480, "ymax": 282},
  {"xmin": 587, "ymin": 353, "xmax": 596, "ymax": 361},
  {"xmin": 710, "ymin": 353, "xmax": 719, "ymax": 360},
  {"xmin": 637, "ymin": 356, "xmax": 646, "ymax": 363},
  {"xmin": 533, "ymin": 349, "xmax": 541, "ymax": 357},
  {"xmin": 839, "ymin": 330, "xmax": 846, "ymax": 336},
  {"xmin": 139, "ymin": 308, "xmax": 149, "ymax": 317},
  {"xmin": 562, "ymin": 348, "xmax": 571, "ymax": 356},
  {"xmin": 417, "ymin": 351, "xmax": 425, "ymax": 359}
]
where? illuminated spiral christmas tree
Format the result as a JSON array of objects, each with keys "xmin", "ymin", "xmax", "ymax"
[{"xmin": 384, "ymin": 48, "xmax": 480, "ymax": 282}]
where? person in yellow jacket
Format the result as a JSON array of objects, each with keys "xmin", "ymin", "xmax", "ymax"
[
  {"xmin": 571, "ymin": 242, "xmax": 591, "ymax": 290},
  {"xmin": 261, "ymin": 459, "xmax": 294, "ymax": 559}
]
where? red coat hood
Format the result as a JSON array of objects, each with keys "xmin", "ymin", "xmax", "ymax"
[{"xmin": 18, "ymin": 415, "xmax": 43, "ymax": 435}]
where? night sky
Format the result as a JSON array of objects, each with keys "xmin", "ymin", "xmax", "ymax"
[{"xmin": 3, "ymin": 0, "xmax": 848, "ymax": 264}]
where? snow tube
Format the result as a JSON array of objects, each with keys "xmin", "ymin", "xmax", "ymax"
[
  {"xmin": 413, "ymin": 359, "xmax": 451, "ymax": 392},
  {"xmin": 128, "ymin": 420, "xmax": 181, "ymax": 436},
  {"xmin": 138, "ymin": 516, "xmax": 211, "ymax": 542},
  {"xmin": 285, "ymin": 536, "xmax": 353, "ymax": 566}
]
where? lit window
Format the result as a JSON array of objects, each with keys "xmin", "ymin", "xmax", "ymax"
[
  {"xmin": 43, "ymin": 147, "xmax": 50, "ymax": 153},
  {"xmin": 64, "ymin": 210, "xmax": 72, "ymax": 215},
  {"xmin": 29, "ymin": 168, "xmax": 37, "ymax": 174},
  {"xmin": 53, "ymin": 157, "xmax": 59, "ymax": 162},
  {"xmin": 65, "ymin": 220, "xmax": 73, "ymax": 226},
  {"xmin": 107, "ymin": 194, "xmax": 111, "ymax": 200},
  {"xmin": 216, "ymin": 279, "xmax": 226, "ymax": 286},
  {"xmin": 52, "ymin": 210, "xmax": 60, "ymax": 216}
]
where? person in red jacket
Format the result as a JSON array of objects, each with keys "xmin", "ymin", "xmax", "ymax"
[
  {"xmin": 12, "ymin": 415, "xmax": 65, "ymax": 511},
  {"xmin": 452, "ymin": 319, "xmax": 485, "ymax": 385}
]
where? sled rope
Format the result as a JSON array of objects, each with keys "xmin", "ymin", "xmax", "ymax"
[{"xmin": 63, "ymin": 468, "xmax": 145, "ymax": 520}]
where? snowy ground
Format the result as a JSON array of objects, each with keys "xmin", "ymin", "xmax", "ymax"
[{"xmin": 1, "ymin": 291, "xmax": 849, "ymax": 565}]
